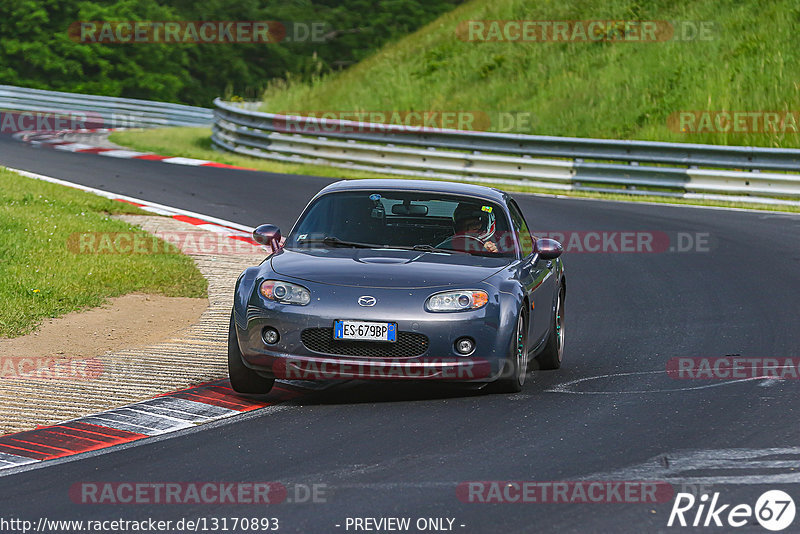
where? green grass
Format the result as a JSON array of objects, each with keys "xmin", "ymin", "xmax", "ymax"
[
  {"xmin": 111, "ymin": 127, "xmax": 800, "ymax": 213},
  {"xmin": 0, "ymin": 168, "xmax": 207, "ymax": 338},
  {"xmin": 259, "ymin": 0, "xmax": 800, "ymax": 149}
]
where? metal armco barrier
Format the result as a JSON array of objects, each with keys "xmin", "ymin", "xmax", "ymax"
[
  {"xmin": 0, "ymin": 85, "xmax": 213, "ymax": 128},
  {"xmin": 212, "ymin": 99, "xmax": 800, "ymax": 206}
]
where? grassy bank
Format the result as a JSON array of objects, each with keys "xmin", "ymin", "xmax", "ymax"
[
  {"xmin": 259, "ymin": 0, "xmax": 800, "ymax": 149},
  {"xmin": 0, "ymin": 168, "xmax": 207, "ymax": 338}
]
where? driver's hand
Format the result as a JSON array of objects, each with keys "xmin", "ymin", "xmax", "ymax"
[{"xmin": 483, "ymin": 240, "xmax": 498, "ymax": 253}]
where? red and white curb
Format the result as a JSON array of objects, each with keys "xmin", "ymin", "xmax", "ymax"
[
  {"xmin": 0, "ymin": 380, "xmax": 306, "ymax": 471},
  {"xmin": 0, "ymin": 167, "xmax": 310, "ymax": 472},
  {"xmin": 5, "ymin": 131, "xmax": 790, "ymax": 473},
  {"xmin": 7, "ymin": 167, "xmax": 260, "ymax": 247},
  {"xmin": 12, "ymin": 130, "xmax": 257, "ymax": 171}
]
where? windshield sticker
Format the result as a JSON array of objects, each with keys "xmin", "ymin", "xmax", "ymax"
[
  {"xmin": 369, "ymin": 194, "xmax": 382, "ymax": 201},
  {"xmin": 482, "ymin": 206, "xmax": 493, "ymax": 213}
]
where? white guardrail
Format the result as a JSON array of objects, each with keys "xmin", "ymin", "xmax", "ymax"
[
  {"xmin": 212, "ymin": 99, "xmax": 800, "ymax": 206},
  {"xmin": 0, "ymin": 85, "xmax": 213, "ymax": 128}
]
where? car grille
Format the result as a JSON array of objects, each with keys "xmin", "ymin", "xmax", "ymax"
[{"xmin": 301, "ymin": 328, "xmax": 429, "ymax": 358}]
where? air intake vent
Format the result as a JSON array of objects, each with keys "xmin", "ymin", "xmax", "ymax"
[{"xmin": 301, "ymin": 328, "xmax": 429, "ymax": 358}]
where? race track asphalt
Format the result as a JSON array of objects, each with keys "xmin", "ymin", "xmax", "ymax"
[{"xmin": 2, "ymin": 133, "xmax": 799, "ymax": 533}]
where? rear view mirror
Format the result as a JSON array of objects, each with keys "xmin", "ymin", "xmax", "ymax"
[{"xmin": 391, "ymin": 203, "xmax": 428, "ymax": 216}]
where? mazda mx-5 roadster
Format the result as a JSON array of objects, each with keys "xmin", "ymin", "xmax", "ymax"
[{"xmin": 228, "ymin": 179, "xmax": 565, "ymax": 394}]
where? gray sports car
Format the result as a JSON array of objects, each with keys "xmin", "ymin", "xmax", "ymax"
[{"xmin": 229, "ymin": 179, "xmax": 565, "ymax": 394}]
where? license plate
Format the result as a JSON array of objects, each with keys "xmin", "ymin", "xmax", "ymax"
[{"xmin": 334, "ymin": 320, "xmax": 397, "ymax": 343}]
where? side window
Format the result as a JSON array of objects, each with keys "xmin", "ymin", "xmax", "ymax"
[{"xmin": 508, "ymin": 200, "xmax": 534, "ymax": 257}]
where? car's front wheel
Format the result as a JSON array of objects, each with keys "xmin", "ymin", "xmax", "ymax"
[
  {"xmin": 492, "ymin": 308, "xmax": 528, "ymax": 393},
  {"xmin": 228, "ymin": 310, "xmax": 274, "ymax": 394},
  {"xmin": 536, "ymin": 288, "xmax": 565, "ymax": 370}
]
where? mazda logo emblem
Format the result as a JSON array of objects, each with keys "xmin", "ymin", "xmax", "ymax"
[{"xmin": 358, "ymin": 296, "xmax": 377, "ymax": 307}]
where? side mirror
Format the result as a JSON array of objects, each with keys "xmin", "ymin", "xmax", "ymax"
[
  {"xmin": 253, "ymin": 224, "xmax": 282, "ymax": 253},
  {"xmin": 535, "ymin": 238, "xmax": 563, "ymax": 260}
]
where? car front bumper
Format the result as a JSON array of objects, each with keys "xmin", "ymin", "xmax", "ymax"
[{"xmin": 234, "ymin": 280, "xmax": 517, "ymax": 382}]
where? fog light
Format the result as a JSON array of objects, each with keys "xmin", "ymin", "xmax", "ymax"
[
  {"xmin": 455, "ymin": 337, "xmax": 475, "ymax": 355},
  {"xmin": 262, "ymin": 327, "xmax": 280, "ymax": 345}
]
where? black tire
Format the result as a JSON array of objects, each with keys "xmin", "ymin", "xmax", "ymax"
[
  {"xmin": 228, "ymin": 310, "xmax": 274, "ymax": 394},
  {"xmin": 536, "ymin": 288, "xmax": 565, "ymax": 370},
  {"xmin": 492, "ymin": 308, "xmax": 528, "ymax": 393}
]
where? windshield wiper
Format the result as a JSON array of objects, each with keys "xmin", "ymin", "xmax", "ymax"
[
  {"xmin": 410, "ymin": 244, "xmax": 456, "ymax": 254},
  {"xmin": 411, "ymin": 243, "xmax": 501, "ymax": 257},
  {"xmin": 298, "ymin": 238, "xmax": 461, "ymax": 254},
  {"xmin": 375, "ymin": 244, "xmax": 459, "ymax": 254},
  {"xmin": 300, "ymin": 237, "xmax": 377, "ymax": 249}
]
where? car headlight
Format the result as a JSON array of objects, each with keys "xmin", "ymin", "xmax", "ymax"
[
  {"xmin": 426, "ymin": 290, "xmax": 488, "ymax": 312},
  {"xmin": 260, "ymin": 280, "xmax": 311, "ymax": 305}
]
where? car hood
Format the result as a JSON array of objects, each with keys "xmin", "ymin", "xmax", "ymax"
[{"xmin": 270, "ymin": 248, "xmax": 510, "ymax": 288}]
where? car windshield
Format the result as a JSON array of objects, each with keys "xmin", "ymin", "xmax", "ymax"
[{"xmin": 285, "ymin": 190, "xmax": 518, "ymax": 257}]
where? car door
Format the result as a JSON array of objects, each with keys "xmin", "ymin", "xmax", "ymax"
[{"xmin": 508, "ymin": 199, "xmax": 556, "ymax": 349}]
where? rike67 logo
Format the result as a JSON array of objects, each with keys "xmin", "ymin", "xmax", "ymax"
[{"xmin": 668, "ymin": 490, "xmax": 795, "ymax": 530}]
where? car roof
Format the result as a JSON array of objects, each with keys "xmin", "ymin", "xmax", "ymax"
[{"xmin": 317, "ymin": 179, "xmax": 509, "ymax": 204}]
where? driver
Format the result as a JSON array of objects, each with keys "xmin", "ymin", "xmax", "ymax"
[{"xmin": 452, "ymin": 203, "xmax": 498, "ymax": 253}]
